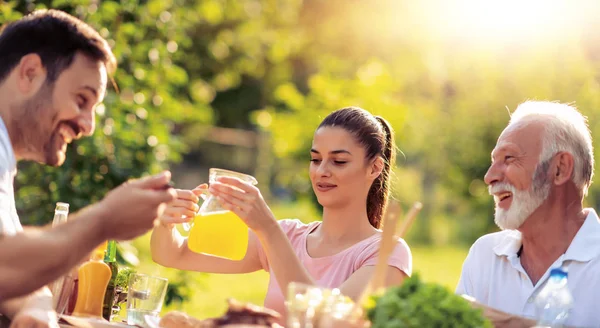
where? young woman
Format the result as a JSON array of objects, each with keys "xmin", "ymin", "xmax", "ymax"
[{"xmin": 151, "ymin": 107, "xmax": 412, "ymax": 318}]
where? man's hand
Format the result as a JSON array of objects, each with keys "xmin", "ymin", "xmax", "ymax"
[
  {"xmin": 95, "ymin": 171, "xmax": 177, "ymax": 241},
  {"xmin": 8, "ymin": 289, "xmax": 58, "ymax": 328},
  {"xmin": 0, "ymin": 172, "xmax": 175, "ymax": 301},
  {"xmin": 9, "ymin": 308, "xmax": 58, "ymax": 328},
  {"xmin": 462, "ymin": 295, "xmax": 536, "ymax": 328}
]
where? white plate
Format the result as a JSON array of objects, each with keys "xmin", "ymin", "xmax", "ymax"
[{"xmin": 60, "ymin": 315, "xmax": 133, "ymax": 327}]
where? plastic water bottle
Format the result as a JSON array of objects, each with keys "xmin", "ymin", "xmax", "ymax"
[{"xmin": 534, "ymin": 267, "xmax": 573, "ymax": 328}]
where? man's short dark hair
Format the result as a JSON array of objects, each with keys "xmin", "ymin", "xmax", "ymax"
[{"xmin": 0, "ymin": 9, "xmax": 116, "ymax": 84}]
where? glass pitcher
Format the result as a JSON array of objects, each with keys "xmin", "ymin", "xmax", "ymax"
[{"xmin": 186, "ymin": 168, "xmax": 258, "ymax": 260}]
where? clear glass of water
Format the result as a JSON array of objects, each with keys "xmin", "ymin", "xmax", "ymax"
[
  {"xmin": 285, "ymin": 282, "xmax": 355, "ymax": 328},
  {"xmin": 126, "ymin": 274, "xmax": 168, "ymax": 327}
]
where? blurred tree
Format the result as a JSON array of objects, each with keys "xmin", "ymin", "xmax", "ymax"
[
  {"xmin": 263, "ymin": 0, "xmax": 600, "ymax": 245},
  {"xmin": 3, "ymin": 0, "xmax": 600, "ymax": 248},
  {"xmin": 1, "ymin": 0, "xmax": 216, "ymax": 307},
  {"xmin": 0, "ymin": 0, "xmax": 211, "ymax": 224}
]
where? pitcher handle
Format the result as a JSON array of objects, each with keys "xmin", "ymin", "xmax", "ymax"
[{"xmin": 182, "ymin": 188, "xmax": 210, "ymax": 231}]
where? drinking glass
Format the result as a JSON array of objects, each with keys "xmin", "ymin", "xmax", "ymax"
[
  {"xmin": 126, "ymin": 274, "xmax": 168, "ymax": 327},
  {"xmin": 286, "ymin": 282, "xmax": 355, "ymax": 328}
]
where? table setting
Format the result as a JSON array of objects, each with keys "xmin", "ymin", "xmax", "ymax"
[{"xmin": 46, "ymin": 185, "xmax": 561, "ymax": 328}]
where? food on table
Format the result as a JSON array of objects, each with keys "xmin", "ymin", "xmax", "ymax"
[
  {"xmin": 365, "ymin": 273, "xmax": 491, "ymax": 328},
  {"xmin": 160, "ymin": 299, "xmax": 282, "ymax": 328},
  {"xmin": 286, "ymin": 283, "xmax": 356, "ymax": 327}
]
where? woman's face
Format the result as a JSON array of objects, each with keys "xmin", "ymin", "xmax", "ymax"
[{"xmin": 309, "ymin": 126, "xmax": 381, "ymax": 209}]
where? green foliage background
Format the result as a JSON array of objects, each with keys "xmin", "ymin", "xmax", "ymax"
[
  {"xmin": 2, "ymin": 0, "xmax": 213, "ymax": 223},
  {"xmin": 2, "ymin": 0, "xmax": 600, "ymax": 318},
  {"xmin": 5, "ymin": 0, "xmax": 600, "ymax": 245}
]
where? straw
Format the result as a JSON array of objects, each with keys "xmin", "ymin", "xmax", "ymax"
[
  {"xmin": 395, "ymin": 202, "xmax": 422, "ymax": 240},
  {"xmin": 353, "ymin": 200, "xmax": 401, "ymax": 315},
  {"xmin": 352, "ymin": 201, "xmax": 423, "ymax": 319},
  {"xmin": 368, "ymin": 200, "xmax": 403, "ymax": 293}
]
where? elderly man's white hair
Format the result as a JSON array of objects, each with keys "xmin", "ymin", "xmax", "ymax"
[{"xmin": 508, "ymin": 101, "xmax": 594, "ymax": 196}]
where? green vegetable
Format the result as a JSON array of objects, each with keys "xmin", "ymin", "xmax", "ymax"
[
  {"xmin": 114, "ymin": 267, "xmax": 136, "ymax": 291},
  {"xmin": 366, "ymin": 273, "xmax": 492, "ymax": 328}
]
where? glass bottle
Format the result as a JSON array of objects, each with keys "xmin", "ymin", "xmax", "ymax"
[
  {"xmin": 102, "ymin": 240, "xmax": 118, "ymax": 321},
  {"xmin": 49, "ymin": 202, "xmax": 73, "ymax": 315}
]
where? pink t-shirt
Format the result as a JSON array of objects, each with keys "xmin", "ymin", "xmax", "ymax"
[{"xmin": 257, "ymin": 219, "xmax": 412, "ymax": 317}]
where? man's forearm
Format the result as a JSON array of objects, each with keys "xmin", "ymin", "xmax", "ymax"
[
  {"xmin": 0, "ymin": 204, "xmax": 108, "ymax": 300},
  {"xmin": 0, "ymin": 287, "xmax": 52, "ymax": 318}
]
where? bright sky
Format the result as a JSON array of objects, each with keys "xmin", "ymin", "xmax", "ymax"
[{"xmin": 432, "ymin": 0, "xmax": 586, "ymax": 42}]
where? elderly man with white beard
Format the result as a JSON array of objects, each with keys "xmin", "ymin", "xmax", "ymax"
[{"xmin": 456, "ymin": 101, "xmax": 600, "ymax": 327}]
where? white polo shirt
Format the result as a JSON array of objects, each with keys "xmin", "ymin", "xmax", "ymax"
[
  {"xmin": 0, "ymin": 116, "xmax": 20, "ymax": 236},
  {"xmin": 456, "ymin": 209, "xmax": 600, "ymax": 328}
]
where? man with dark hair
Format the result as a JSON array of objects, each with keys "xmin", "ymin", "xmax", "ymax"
[{"xmin": 0, "ymin": 9, "xmax": 176, "ymax": 327}]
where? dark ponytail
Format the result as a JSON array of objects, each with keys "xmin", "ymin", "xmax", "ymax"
[
  {"xmin": 318, "ymin": 107, "xmax": 396, "ymax": 229},
  {"xmin": 367, "ymin": 116, "xmax": 395, "ymax": 229}
]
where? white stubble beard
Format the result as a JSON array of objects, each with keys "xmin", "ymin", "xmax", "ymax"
[{"xmin": 490, "ymin": 165, "xmax": 551, "ymax": 230}]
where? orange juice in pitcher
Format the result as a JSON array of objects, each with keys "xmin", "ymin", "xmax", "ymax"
[
  {"xmin": 186, "ymin": 168, "xmax": 258, "ymax": 260},
  {"xmin": 188, "ymin": 210, "xmax": 248, "ymax": 260}
]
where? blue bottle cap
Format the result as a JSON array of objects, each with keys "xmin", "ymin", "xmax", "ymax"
[{"xmin": 550, "ymin": 267, "xmax": 568, "ymax": 279}]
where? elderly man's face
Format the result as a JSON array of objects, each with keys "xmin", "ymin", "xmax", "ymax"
[{"xmin": 484, "ymin": 121, "xmax": 551, "ymax": 230}]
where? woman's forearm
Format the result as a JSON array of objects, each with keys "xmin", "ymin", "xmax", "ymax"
[
  {"xmin": 150, "ymin": 224, "xmax": 185, "ymax": 267},
  {"xmin": 254, "ymin": 222, "xmax": 314, "ymax": 292}
]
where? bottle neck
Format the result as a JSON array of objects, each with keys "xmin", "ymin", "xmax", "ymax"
[
  {"xmin": 55, "ymin": 202, "xmax": 69, "ymax": 213},
  {"xmin": 90, "ymin": 241, "xmax": 108, "ymax": 262},
  {"xmin": 90, "ymin": 251, "xmax": 105, "ymax": 261},
  {"xmin": 53, "ymin": 211, "xmax": 68, "ymax": 219},
  {"xmin": 52, "ymin": 210, "xmax": 69, "ymax": 227},
  {"xmin": 104, "ymin": 240, "xmax": 117, "ymax": 262},
  {"xmin": 548, "ymin": 275, "xmax": 567, "ymax": 287}
]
